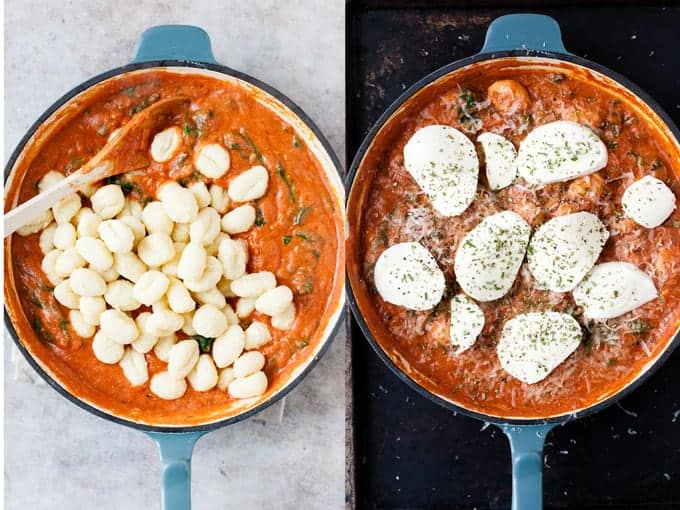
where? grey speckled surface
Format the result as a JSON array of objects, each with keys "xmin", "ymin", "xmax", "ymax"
[{"xmin": 4, "ymin": 1, "xmax": 346, "ymax": 509}]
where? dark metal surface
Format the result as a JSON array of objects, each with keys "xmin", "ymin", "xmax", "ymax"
[{"xmin": 347, "ymin": 3, "xmax": 680, "ymax": 509}]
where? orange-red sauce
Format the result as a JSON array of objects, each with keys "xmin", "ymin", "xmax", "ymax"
[
  {"xmin": 348, "ymin": 59, "xmax": 680, "ymax": 418},
  {"xmin": 5, "ymin": 69, "xmax": 344, "ymax": 425}
]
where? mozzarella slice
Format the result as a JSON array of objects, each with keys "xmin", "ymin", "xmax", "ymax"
[
  {"xmin": 449, "ymin": 294, "xmax": 484, "ymax": 353},
  {"xmin": 403, "ymin": 125, "xmax": 479, "ymax": 216},
  {"xmin": 515, "ymin": 121, "xmax": 608, "ymax": 185},
  {"xmin": 497, "ymin": 312, "xmax": 582, "ymax": 384},
  {"xmin": 622, "ymin": 175, "xmax": 676, "ymax": 228},
  {"xmin": 572, "ymin": 261, "xmax": 658, "ymax": 320},
  {"xmin": 528, "ymin": 212, "xmax": 609, "ymax": 292},
  {"xmin": 478, "ymin": 132, "xmax": 517, "ymax": 190},
  {"xmin": 374, "ymin": 242, "xmax": 445, "ymax": 311},
  {"xmin": 454, "ymin": 211, "xmax": 531, "ymax": 301}
]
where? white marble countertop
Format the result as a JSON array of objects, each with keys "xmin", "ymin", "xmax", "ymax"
[{"xmin": 4, "ymin": 1, "xmax": 346, "ymax": 508}]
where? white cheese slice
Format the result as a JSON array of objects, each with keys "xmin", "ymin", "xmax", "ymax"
[
  {"xmin": 497, "ymin": 312, "xmax": 582, "ymax": 384},
  {"xmin": 374, "ymin": 242, "xmax": 445, "ymax": 311},
  {"xmin": 454, "ymin": 211, "xmax": 531, "ymax": 301},
  {"xmin": 572, "ymin": 261, "xmax": 658, "ymax": 320},
  {"xmin": 515, "ymin": 121, "xmax": 608, "ymax": 185},
  {"xmin": 478, "ymin": 132, "xmax": 517, "ymax": 190},
  {"xmin": 403, "ymin": 125, "xmax": 479, "ymax": 216},
  {"xmin": 527, "ymin": 211, "xmax": 609, "ymax": 292},
  {"xmin": 621, "ymin": 175, "xmax": 676, "ymax": 228},
  {"xmin": 449, "ymin": 294, "xmax": 484, "ymax": 353}
]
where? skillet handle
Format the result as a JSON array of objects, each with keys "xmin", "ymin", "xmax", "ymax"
[
  {"xmin": 481, "ymin": 14, "xmax": 568, "ymax": 54},
  {"xmin": 500, "ymin": 423, "xmax": 556, "ymax": 510},
  {"xmin": 147, "ymin": 431, "xmax": 206, "ymax": 510},
  {"xmin": 133, "ymin": 25, "xmax": 217, "ymax": 64}
]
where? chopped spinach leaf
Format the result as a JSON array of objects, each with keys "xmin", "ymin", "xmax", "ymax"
[
  {"xmin": 255, "ymin": 207, "xmax": 266, "ymax": 227},
  {"xmin": 292, "ymin": 135, "xmax": 302, "ymax": 148},
  {"xmin": 277, "ymin": 163, "xmax": 296, "ymax": 203},
  {"xmin": 293, "ymin": 206, "xmax": 312, "ymax": 226},
  {"xmin": 237, "ymin": 129, "xmax": 265, "ymax": 165},
  {"xmin": 282, "ymin": 235, "xmax": 293, "ymax": 245},
  {"xmin": 60, "ymin": 319, "xmax": 69, "ymax": 332},
  {"xmin": 194, "ymin": 335, "xmax": 215, "ymax": 353}
]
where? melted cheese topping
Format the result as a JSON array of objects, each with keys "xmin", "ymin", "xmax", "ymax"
[
  {"xmin": 621, "ymin": 175, "xmax": 677, "ymax": 228},
  {"xmin": 374, "ymin": 242, "xmax": 446, "ymax": 311},
  {"xmin": 403, "ymin": 125, "xmax": 479, "ymax": 216},
  {"xmin": 527, "ymin": 211, "xmax": 609, "ymax": 292},
  {"xmin": 515, "ymin": 121, "xmax": 608, "ymax": 185},
  {"xmin": 454, "ymin": 211, "xmax": 531, "ymax": 301},
  {"xmin": 497, "ymin": 312, "xmax": 582, "ymax": 384},
  {"xmin": 573, "ymin": 261, "xmax": 658, "ymax": 320},
  {"xmin": 478, "ymin": 132, "xmax": 517, "ymax": 190},
  {"xmin": 449, "ymin": 294, "xmax": 485, "ymax": 353}
]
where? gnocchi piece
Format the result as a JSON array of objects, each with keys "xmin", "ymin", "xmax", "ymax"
[
  {"xmin": 233, "ymin": 350, "xmax": 266, "ymax": 378},
  {"xmin": 69, "ymin": 310, "xmax": 95, "ymax": 338},
  {"xmin": 172, "ymin": 222, "xmax": 190, "ymax": 243},
  {"xmin": 79, "ymin": 183, "xmax": 98, "ymax": 198},
  {"xmin": 188, "ymin": 181, "xmax": 211, "ymax": 208},
  {"xmin": 153, "ymin": 334, "xmax": 177, "ymax": 362},
  {"xmin": 76, "ymin": 208, "xmax": 101, "ymax": 238},
  {"xmin": 41, "ymin": 249, "xmax": 63, "ymax": 286},
  {"xmin": 142, "ymin": 201, "xmax": 174, "ymax": 235},
  {"xmin": 53, "ymin": 222, "xmax": 76, "ymax": 250},
  {"xmin": 231, "ymin": 271, "xmax": 276, "ymax": 298},
  {"xmin": 100, "ymin": 309, "xmax": 139, "ymax": 345},
  {"xmin": 138, "ymin": 232, "xmax": 175, "ymax": 268},
  {"xmin": 38, "ymin": 223, "xmax": 58, "ymax": 254},
  {"xmin": 38, "ymin": 170, "xmax": 65, "ymax": 192},
  {"xmin": 145, "ymin": 310, "xmax": 184, "ymax": 337},
  {"xmin": 151, "ymin": 297, "xmax": 170, "ymax": 313},
  {"xmin": 244, "ymin": 321, "xmax": 272, "ymax": 350},
  {"xmin": 158, "ymin": 181, "xmax": 199, "ymax": 223},
  {"xmin": 167, "ymin": 339, "xmax": 200, "ymax": 379},
  {"xmin": 79, "ymin": 296, "xmax": 106, "ymax": 326},
  {"xmin": 54, "ymin": 247, "xmax": 86, "ymax": 277},
  {"xmin": 52, "ymin": 194, "xmax": 81, "ymax": 224},
  {"xmin": 209, "ymin": 184, "xmax": 230, "ymax": 213},
  {"xmin": 92, "ymin": 330, "xmax": 125, "ymax": 364},
  {"xmin": 194, "ymin": 143, "xmax": 230, "ymax": 179},
  {"xmin": 221, "ymin": 204, "xmax": 256, "ymax": 234},
  {"xmin": 212, "ymin": 325, "xmax": 245, "ymax": 368},
  {"xmin": 183, "ymin": 256, "xmax": 223, "ymax": 292},
  {"xmin": 206, "ymin": 232, "xmax": 230, "ymax": 257},
  {"xmin": 193, "ymin": 287, "xmax": 226, "ymax": 309},
  {"xmin": 98, "ymin": 219, "xmax": 134, "ymax": 254},
  {"xmin": 271, "ymin": 302, "xmax": 296, "ymax": 331},
  {"xmin": 488, "ymin": 79, "xmax": 531, "ymax": 114},
  {"xmin": 192, "ymin": 304, "xmax": 228, "ymax": 338},
  {"xmin": 91, "ymin": 184, "xmax": 125, "ymax": 219},
  {"xmin": 132, "ymin": 270, "xmax": 170, "ymax": 306},
  {"xmin": 181, "ymin": 311, "xmax": 197, "ymax": 336},
  {"xmin": 217, "ymin": 277, "xmax": 236, "ymax": 297},
  {"xmin": 176, "ymin": 242, "xmax": 207, "ymax": 281},
  {"xmin": 16, "ymin": 209, "xmax": 53, "ymax": 236},
  {"xmin": 150, "ymin": 126, "xmax": 182, "ymax": 163},
  {"xmin": 228, "ymin": 371, "xmax": 268, "ymax": 399},
  {"xmin": 120, "ymin": 216, "xmax": 146, "ymax": 245},
  {"xmin": 150, "ymin": 371, "xmax": 188, "ymax": 400},
  {"xmin": 117, "ymin": 198, "xmax": 144, "ymax": 220},
  {"xmin": 76, "ymin": 237, "xmax": 114, "ymax": 271},
  {"xmin": 114, "ymin": 252, "xmax": 147, "ymax": 283},
  {"xmin": 167, "ymin": 278, "xmax": 196, "ymax": 313},
  {"xmin": 119, "ymin": 348, "xmax": 149, "ymax": 386},
  {"xmin": 218, "ymin": 238, "xmax": 248, "ymax": 280},
  {"xmin": 189, "ymin": 207, "xmax": 221, "ymax": 245},
  {"xmin": 100, "ymin": 265, "xmax": 120, "ymax": 283},
  {"xmin": 132, "ymin": 313, "xmax": 159, "ymax": 353},
  {"xmin": 223, "ymin": 303, "xmax": 239, "ymax": 326},
  {"xmin": 69, "ymin": 268, "xmax": 107, "ymax": 297},
  {"xmin": 217, "ymin": 367, "xmax": 235, "ymax": 391},
  {"xmin": 161, "ymin": 242, "xmax": 186, "ymax": 277},
  {"xmin": 187, "ymin": 354, "xmax": 219, "ymax": 392},
  {"xmin": 228, "ymin": 165, "xmax": 269, "ymax": 202},
  {"xmin": 104, "ymin": 280, "xmax": 140, "ymax": 311},
  {"xmin": 255, "ymin": 285, "xmax": 293, "ymax": 316},
  {"xmin": 235, "ymin": 297, "xmax": 256, "ymax": 318}
]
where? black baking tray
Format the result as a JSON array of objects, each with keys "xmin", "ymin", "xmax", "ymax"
[{"xmin": 346, "ymin": 2, "xmax": 680, "ymax": 509}]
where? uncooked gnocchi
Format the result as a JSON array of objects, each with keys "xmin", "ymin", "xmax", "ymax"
[
  {"xmin": 228, "ymin": 165, "xmax": 269, "ymax": 202},
  {"xmin": 194, "ymin": 143, "xmax": 230, "ymax": 178}
]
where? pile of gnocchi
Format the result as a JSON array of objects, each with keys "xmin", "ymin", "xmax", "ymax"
[{"xmin": 18, "ymin": 128, "xmax": 297, "ymax": 401}]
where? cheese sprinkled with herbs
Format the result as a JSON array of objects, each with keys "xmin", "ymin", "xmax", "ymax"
[
  {"xmin": 403, "ymin": 125, "xmax": 479, "ymax": 216},
  {"xmin": 449, "ymin": 294, "xmax": 485, "ymax": 353},
  {"xmin": 621, "ymin": 175, "xmax": 676, "ymax": 228},
  {"xmin": 477, "ymin": 132, "xmax": 517, "ymax": 190},
  {"xmin": 528, "ymin": 211, "xmax": 609, "ymax": 292},
  {"xmin": 573, "ymin": 261, "xmax": 658, "ymax": 320},
  {"xmin": 515, "ymin": 120, "xmax": 608, "ymax": 184},
  {"xmin": 497, "ymin": 312, "xmax": 582, "ymax": 384},
  {"xmin": 454, "ymin": 211, "xmax": 531, "ymax": 301},
  {"xmin": 373, "ymin": 242, "xmax": 446, "ymax": 311}
]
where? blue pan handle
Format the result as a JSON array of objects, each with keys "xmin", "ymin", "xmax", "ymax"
[
  {"xmin": 481, "ymin": 14, "xmax": 568, "ymax": 54},
  {"xmin": 147, "ymin": 431, "xmax": 206, "ymax": 510},
  {"xmin": 500, "ymin": 423, "xmax": 556, "ymax": 510},
  {"xmin": 132, "ymin": 25, "xmax": 217, "ymax": 64}
]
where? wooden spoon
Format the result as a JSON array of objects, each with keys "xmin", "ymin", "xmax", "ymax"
[{"xmin": 4, "ymin": 96, "xmax": 190, "ymax": 237}]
